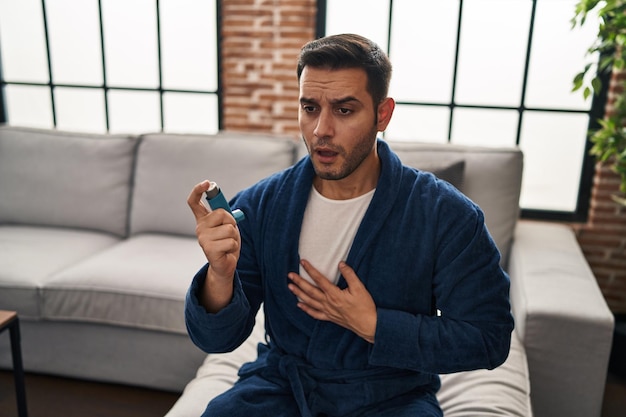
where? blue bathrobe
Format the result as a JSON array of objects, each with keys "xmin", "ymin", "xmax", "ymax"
[{"xmin": 185, "ymin": 139, "xmax": 514, "ymax": 417}]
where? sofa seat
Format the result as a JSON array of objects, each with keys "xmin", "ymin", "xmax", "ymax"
[
  {"xmin": 0, "ymin": 318, "xmax": 207, "ymax": 391},
  {"xmin": 42, "ymin": 233, "xmax": 207, "ymax": 333},
  {"xmin": 0, "ymin": 225, "xmax": 121, "ymax": 318},
  {"xmin": 437, "ymin": 331, "xmax": 531, "ymax": 416},
  {"xmin": 0, "ymin": 232, "xmax": 210, "ymax": 391}
]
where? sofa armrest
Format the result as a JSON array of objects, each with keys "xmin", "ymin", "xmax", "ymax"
[{"xmin": 508, "ymin": 221, "xmax": 614, "ymax": 417}]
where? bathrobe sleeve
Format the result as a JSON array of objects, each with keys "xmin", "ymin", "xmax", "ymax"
[
  {"xmin": 184, "ymin": 188, "xmax": 266, "ymax": 354},
  {"xmin": 184, "ymin": 265, "xmax": 261, "ymax": 353}
]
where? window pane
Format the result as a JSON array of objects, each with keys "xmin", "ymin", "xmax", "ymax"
[
  {"xmin": 385, "ymin": 105, "xmax": 450, "ymax": 144},
  {"xmin": 102, "ymin": 0, "xmax": 158, "ymax": 88},
  {"xmin": 45, "ymin": 0, "xmax": 103, "ymax": 86},
  {"xmin": 160, "ymin": 0, "xmax": 217, "ymax": 91},
  {"xmin": 525, "ymin": 0, "xmax": 599, "ymax": 110},
  {"xmin": 108, "ymin": 90, "xmax": 160, "ymax": 134},
  {"xmin": 389, "ymin": 0, "xmax": 459, "ymax": 103},
  {"xmin": 519, "ymin": 111, "xmax": 589, "ymax": 212},
  {"xmin": 455, "ymin": 0, "xmax": 532, "ymax": 107},
  {"xmin": 451, "ymin": 108, "xmax": 518, "ymax": 147},
  {"xmin": 163, "ymin": 92, "xmax": 218, "ymax": 134},
  {"xmin": 4, "ymin": 85, "xmax": 53, "ymax": 128},
  {"xmin": 55, "ymin": 87, "xmax": 106, "ymax": 133},
  {"xmin": 325, "ymin": 0, "xmax": 390, "ymax": 52},
  {"xmin": 0, "ymin": 0, "xmax": 49, "ymax": 83}
]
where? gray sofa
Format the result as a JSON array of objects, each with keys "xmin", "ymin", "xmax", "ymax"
[{"xmin": 0, "ymin": 126, "xmax": 614, "ymax": 417}]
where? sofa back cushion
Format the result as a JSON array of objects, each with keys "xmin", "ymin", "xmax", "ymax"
[
  {"xmin": 130, "ymin": 132, "xmax": 299, "ymax": 236},
  {"xmin": 388, "ymin": 141, "xmax": 523, "ymax": 266},
  {"xmin": 0, "ymin": 126, "xmax": 138, "ymax": 237}
]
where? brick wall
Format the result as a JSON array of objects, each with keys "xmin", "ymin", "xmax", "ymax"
[
  {"xmin": 219, "ymin": 0, "xmax": 626, "ymax": 313},
  {"xmin": 574, "ymin": 68, "xmax": 626, "ymax": 314},
  {"xmin": 575, "ymin": 164, "xmax": 626, "ymax": 313},
  {"xmin": 220, "ymin": 0, "xmax": 316, "ymax": 136}
]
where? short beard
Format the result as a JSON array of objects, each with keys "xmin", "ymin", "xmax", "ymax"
[{"xmin": 304, "ymin": 125, "xmax": 379, "ymax": 181}]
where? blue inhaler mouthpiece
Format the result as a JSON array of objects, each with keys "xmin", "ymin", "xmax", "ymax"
[{"xmin": 205, "ymin": 182, "xmax": 245, "ymax": 223}]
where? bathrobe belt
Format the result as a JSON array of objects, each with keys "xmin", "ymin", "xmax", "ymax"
[{"xmin": 242, "ymin": 344, "xmax": 438, "ymax": 417}]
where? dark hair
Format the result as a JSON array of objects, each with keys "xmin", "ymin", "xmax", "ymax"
[{"xmin": 297, "ymin": 33, "xmax": 392, "ymax": 106}]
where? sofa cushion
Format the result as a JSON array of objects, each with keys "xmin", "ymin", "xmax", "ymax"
[
  {"xmin": 0, "ymin": 225, "xmax": 121, "ymax": 319},
  {"xmin": 41, "ymin": 234, "xmax": 207, "ymax": 333},
  {"xmin": 388, "ymin": 141, "xmax": 523, "ymax": 266},
  {"xmin": 437, "ymin": 330, "xmax": 531, "ymax": 416},
  {"xmin": 413, "ymin": 159, "xmax": 465, "ymax": 192},
  {"xmin": 0, "ymin": 126, "xmax": 138, "ymax": 237},
  {"xmin": 130, "ymin": 132, "xmax": 299, "ymax": 237}
]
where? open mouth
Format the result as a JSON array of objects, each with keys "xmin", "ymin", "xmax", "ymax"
[{"xmin": 315, "ymin": 149, "xmax": 339, "ymax": 163}]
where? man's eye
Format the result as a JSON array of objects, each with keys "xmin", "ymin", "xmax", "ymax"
[
  {"xmin": 303, "ymin": 105, "xmax": 317, "ymax": 113},
  {"xmin": 337, "ymin": 108, "xmax": 352, "ymax": 115}
]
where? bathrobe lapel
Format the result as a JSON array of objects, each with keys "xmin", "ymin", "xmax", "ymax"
[
  {"xmin": 341, "ymin": 140, "xmax": 403, "ymax": 288},
  {"xmin": 263, "ymin": 157, "xmax": 317, "ymax": 335}
]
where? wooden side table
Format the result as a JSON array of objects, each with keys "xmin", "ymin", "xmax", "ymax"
[{"xmin": 1, "ymin": 310, "xmax": 28, "ymax": 417}]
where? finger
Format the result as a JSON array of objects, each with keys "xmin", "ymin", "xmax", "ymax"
[
  {"xmin": 299, "ymin": 259, "xmax": 335, "ymax": 292},
  {"xmin": 296, "ymin": 301, "xmax": 329, "ymax": 322},
  {"xmin": 209, "ymin": 208, "xmax": 238, "ymax": 227},
  {"xmin": 198, "ymin": 220, "xmax": 239, "ymax": 243},
  {"xmin": 287, "ymin": 273, "xmax": 322, "ymax": 302},
  {"xmin": 288, "ymin": 274, "xmax": 332, "ymax": 313},
  {"xmin": 205, "ymin": 237, "xmax": 240, "ymax": 259},
  {"xmin": 195, "ymin": 212, "xmax": 240, "ymax": 259},
  {"xmin": 187, "ymin": 180, "xmax": 212, "ymax": 221},
  {"xmin": 338, "ymin": 262, "xmax": 364, "ymax": 289},
  {"xmin": 198, "ymin": 222, "xmax": 240, "ymax": 268}
]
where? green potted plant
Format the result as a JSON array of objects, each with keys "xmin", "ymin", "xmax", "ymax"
[{"xmin": 572, "ymin": 0, "xmax": 626, "ymax": 204}]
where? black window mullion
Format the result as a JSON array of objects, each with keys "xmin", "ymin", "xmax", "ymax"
[
  {"xmin": 156, "ymin": 0, "xmax": 164, "ymax": 131},
  {"xmin": 315, "ymin": 0, "xmax": 327, "ymax": 38},
  {"xmin": 448, "ymin": 0, "xmax": 464, "ymax": 143},
  {"xmin": 2, "ymin": 81, "xmax": 216, "ymax": 95},
  {"xmin": 216, "ymin": 0, "xmax": 224, "ymax": 130},
  {"xmin": 40, "ymin": 0, "xmax": 56, "ymax": 127},
  {"xmin": 516, "ymin": 0, "xmax": 538, "ymax": 146},
  {"xmin": 97, "ymin": 0, "xmax": 110, "ymax": 132},
  {"xmin": 386, "ymin": 0, "xmax": 394, "ymax": 56},
  {"xmin": 0, "ymin": 40, "xmax": 7, "ymax": 124}
]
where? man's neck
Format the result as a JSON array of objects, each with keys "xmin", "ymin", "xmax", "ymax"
[{"xmin": 313, "ymin": 158, "xmax": 381, "ymax": 200}]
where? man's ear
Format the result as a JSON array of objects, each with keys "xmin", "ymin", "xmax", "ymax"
[{"xmin": 376, "ymin": 97, "xmax": 395, "ymax": 132}]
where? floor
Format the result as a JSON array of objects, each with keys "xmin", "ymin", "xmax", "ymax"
[
  {"xmin": 0, "ymin": 371, "xmax": 179, "ymax": 417},
  {"xmin": 602, "ymin": 371, "xmax": 626, "ymax": 417},
  {"xmin": 1, "ymin": 369, "xmax": 625, "ymax": 417}
]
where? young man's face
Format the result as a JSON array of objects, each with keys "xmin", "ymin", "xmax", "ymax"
[{"xmin": 298, "ymin": 66, "xmax": 393, "ymax": 188}]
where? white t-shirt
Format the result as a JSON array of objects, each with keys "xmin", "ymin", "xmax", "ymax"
[{"xmin": 298, "ymin": 186, "xmax": 375, "ymax": 285}]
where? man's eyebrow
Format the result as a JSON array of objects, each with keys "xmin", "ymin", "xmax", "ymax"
[
  {"xmin": 299, "ymin": 96, "xmax": 361, "ymax": 105},
  {"xmin": 331, "ymin": 96, "xmax": 360, "ymax": 105}
]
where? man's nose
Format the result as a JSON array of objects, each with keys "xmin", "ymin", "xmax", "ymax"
[{"xmin": 313, "ymin": 109, "xmax": 334, "ymax": 138}]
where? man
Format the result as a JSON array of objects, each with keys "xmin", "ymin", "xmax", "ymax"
[{"xmin": 186, "ymin": 33, "xmax": 514, "ymax": 417}]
